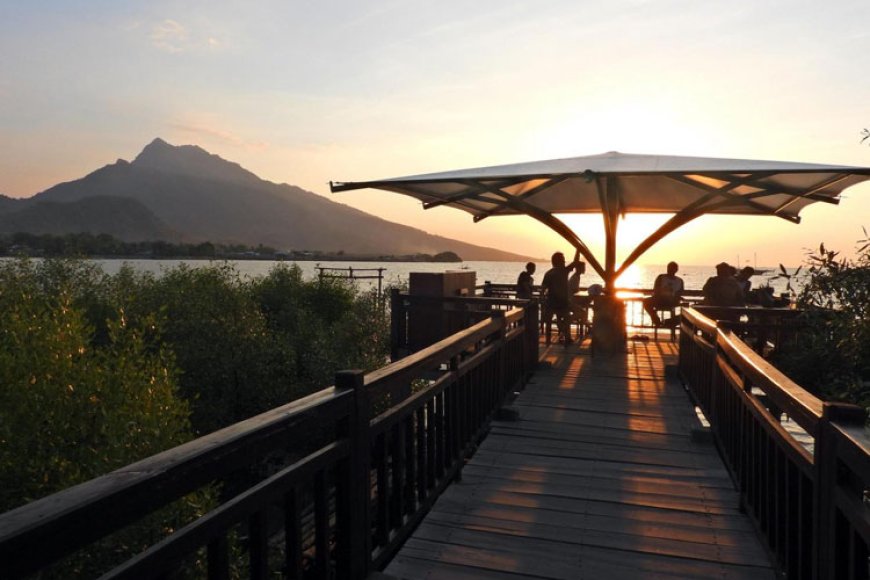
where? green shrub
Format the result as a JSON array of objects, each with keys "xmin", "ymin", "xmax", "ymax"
[
  {"xmin": 112, "ymin": 263, "xmax": 297, "ymax": 435},
  {"xmin": 0, "ymin": 257, "xmax": 391, "ymax": 575},
  {"xmin": 771, "ymin": 236, "xmax": 870, "ymax": 408},
  {"xmin": 0, "ymin": 261, "xmax": 194, "ymax": 511},
  {"xmin": 0, "ymin": 256, "xmax": 390, "ymax": 500},
  {"xmin": 251, "ymin": 265, "xmax": 389, "ymax": 391}
]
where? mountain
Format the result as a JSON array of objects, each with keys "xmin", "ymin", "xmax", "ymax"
[
  {"xmin": 0, "ymin": 195, "xmax": 176, "ymax": 241},
  {"xmin": 17, "ymin": 138, "xmax": 531, "ymax": 261}
]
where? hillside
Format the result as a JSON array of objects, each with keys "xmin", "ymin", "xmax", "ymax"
[
  {"xmin": 21, "ymin": 139, "xmax": 532, "ymax": 261},
  {"xmin": 0, "ymin": 196, "xmax": 176, "ymax": 241}
]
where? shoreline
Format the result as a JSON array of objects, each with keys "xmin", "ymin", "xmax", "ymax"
[{"xmin": 0, "ymin": 253, "xmax": 467, "ymax": 263}]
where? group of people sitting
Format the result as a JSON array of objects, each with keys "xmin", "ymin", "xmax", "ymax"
[
  {"xmin": 516, "ymin": 255, "xmax": 776, "ymax": 340},
  {"xmin": 701, "ymin": 262, "xmax": 756, "ymax": 307},
  {"xmin": 642, "ymin": 261, "xmax": 762, "ymax": 327}
]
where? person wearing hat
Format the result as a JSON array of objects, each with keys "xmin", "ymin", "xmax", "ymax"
[{"xmin": 702, "ymin": 262, "xmax": 745, "ymax": 307}]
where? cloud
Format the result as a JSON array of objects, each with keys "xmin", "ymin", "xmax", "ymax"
[
  {"xmin": 170, "ymin": 121, "xmax": 269, "ymax": 151},
  {"xmin": 148, "ymin": 19, "xmax": 223, "ymax": 53},
  {"xmin": 151, "ymin": 19, "xmax": 188, "ymax": 53}
]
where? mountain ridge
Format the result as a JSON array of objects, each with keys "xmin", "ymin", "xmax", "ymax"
[{"xmin": 12, "ymin": 139, "xmax": 532, "ymax": 261}]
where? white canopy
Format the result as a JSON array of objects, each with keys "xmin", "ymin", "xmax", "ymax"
[{"xmin": 331, "ymin": 152, "xmax": 870, "ymax": 288}]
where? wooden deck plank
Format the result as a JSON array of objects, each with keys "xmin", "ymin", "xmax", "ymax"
[
  {"xmin": 383, "ymin": 340, "xmax": 776, "ymax": 579},
  {"xmin": 433, "ymin": 488, "xmax": 758, "ymax": 533},
  {"xmin": 477, "ymin": 437, "xmax": 724, "ymax": 471},
  {"xmin": 415, "ymin": 512, "xmax": 771, "ymax": 566},
  {"xmin": 470, "ymin": 450, "xmax": 738, "ymax": 488},
  {"xmin": 489, "ymin": 422, "xmax": 707, "ymax": 454},
  {"xmin": 455, "ymin": 476, "xmax": 740, "ymax": 516},
  {"xmin": 394, "ymin": 536, "xmax": 775, "ymax": 580},
  {"xmin": 459, "ymin": 463, "xmax": 741, "ymax": 504},
  {"xmin": 430, "ymin": 496, "xmax": 758, "ymax": 546}
]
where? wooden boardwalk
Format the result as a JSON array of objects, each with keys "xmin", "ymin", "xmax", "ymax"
[{"xmin": 384, "ymin": 339, "xmax": 776, "ymax": 579}]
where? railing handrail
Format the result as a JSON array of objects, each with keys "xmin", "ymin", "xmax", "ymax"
[
  {"xmin": 681, "ymin": 305, "xmax": 718, "ymax": 335},
  {"xmin": 367, "ymin": 307, "xmax": 522, "ymax": 393},
  {"xmin": 0, "ymin": 303, "xmax": 536, "ymax": 579},
  {"xmin": 678, "ymin": 306, "xmax": 869, "ymax": 580},
  {"xmin": 0, "ymin": 387, "xmax": 351, "ymax": 562},
  {"xmin": 477, "ymin": 282, "xmax": 706, "ymax": 296},
  {"xmin": 396, "ymin": 292, "xmax": 530, "ymax": 306},
  {"xmin": 716, "ymin": 327, "xmax": 824, "ymax": 435}
]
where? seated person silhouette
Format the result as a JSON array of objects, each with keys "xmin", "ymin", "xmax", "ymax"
[
  {"xmin": 643, "ymin": 261, "xmax": 684, "ymax": 327},
  {"xmin": 515, "ymin": 262, "xmax": 536, "ymax": 300},
  {"xmin": 702, "ymin": 262, "xmax": 745, "ymax": 307},
  {"xmin": 736, "ymin": 266, "xmax": 755, "ymax": 296}
]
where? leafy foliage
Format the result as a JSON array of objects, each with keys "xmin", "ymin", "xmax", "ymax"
[
  {"xmin": 0, "ymin": 257, "xmax": 390, "ymax": 575},
  {"xmin": 110, "ymin": 262, "xmax": 389, "ymax": 435},
  {"xmin": 0, "ymin": 259, "xmax": 390, "ymax": 502},
  {"xmin": 0, "ymin": 259, "xmax": 193, "ymax": 512},
  {"xmin": 771, "ymin": 233, "xmax": 870, "ymax": 408},
  {"xmin": 110, "ymin": 263, "xmax": 296, "ymax": 434},
  {"xmin": 770, "ymin": 263, "xmax": 802, "ymax": 294}
]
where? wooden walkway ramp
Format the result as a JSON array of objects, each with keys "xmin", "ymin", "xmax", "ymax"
[{"xmin": 384, "ymin": 340, "xmax": 776, "ymax": 579}]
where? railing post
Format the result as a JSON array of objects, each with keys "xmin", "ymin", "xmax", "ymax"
[
  {"xmin": 491, "ymin": 310, "xmax": 507, "ymax": 398},
  {"xmin": 335, "ymin": 370, "xmax": 371, "ymax": 580},
  {"xmin": 526, "ymin": 299, "xmax": 539, "ymax": 377},
  {"xmin": 390, "ymin": 288, "xmax": 403, "ymax": 362},
  {"xmin": 814, "ymin": 401, "xmax": 866, "ymax": 580}
]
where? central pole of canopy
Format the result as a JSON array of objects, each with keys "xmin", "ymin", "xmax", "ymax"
[{"xmin": 598, "ymin": 176, "xmax": 620, "ymax": 293}]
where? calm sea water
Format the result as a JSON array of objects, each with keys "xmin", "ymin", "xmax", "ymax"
[{"xmin": 88, "ymin": 259, "xmax": 800, "ymax": 295}]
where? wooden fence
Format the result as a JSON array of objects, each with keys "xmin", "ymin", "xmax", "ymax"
[
  {"xmin": 0, "ymin": 306, "xmax": 537, "ymax": 579},
  {"xmin": 389, "ymin": 290, "xmax": 538, "ymax": 361},
  {"xmin": 679, "ymin": 307, "xmax": 870, "ymax": 580}
]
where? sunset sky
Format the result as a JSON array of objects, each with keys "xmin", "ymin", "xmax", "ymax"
[{"xmin": 2, "ymin": 0, "xmax": 870, "ymax": 266}]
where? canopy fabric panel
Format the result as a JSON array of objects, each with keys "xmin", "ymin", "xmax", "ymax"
[
  {"xmin": 331, "ymin": 152, "xmax": 870, "ymax": 222},
  {"xmin": 331, "ymin": 151, "xmax": 870, "ymax": 288}
]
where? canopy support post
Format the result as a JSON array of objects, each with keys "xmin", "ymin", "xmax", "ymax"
[
  {"xmin": 597, "ymin": 176, "xmax": 620, "ymax": 293},
  {"xmin": 594, "ymin": 176, "xmax": 627, "ymax": 354}
]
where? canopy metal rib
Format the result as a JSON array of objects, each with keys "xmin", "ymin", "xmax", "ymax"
[
  {"xmin": 670, "ymin": 174, "xmax": 796, "ymax": 218},
  {"xmin": 473, "ymin": 174, "xmax": 576, "ymax": 220},
  {"xmin": 466, "ymin": 180, "xmax": 606, "ymax": 277},
  {"xmin": 772, "ymin": 173, "xmax": 850, "ymax": 215},
  {"xmin": 420, "ymin": 176, "xmax": 534, "ymax": 211},
  {"xmin": 390, "ymin": 182, "xmax": 495, "ymax": 214}
]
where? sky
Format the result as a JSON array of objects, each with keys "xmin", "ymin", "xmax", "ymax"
[{"xmin": 2, "ymin": 0, "xmax": 870, "ymax": 267}]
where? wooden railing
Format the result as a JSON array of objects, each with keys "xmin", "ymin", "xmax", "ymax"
[
  {"xmin": 694, "ymin": 305, "xmax": 804, "ymax": 355},
  {"xmin": 389, "ymin": 289, "xmax": 538, "ymax": 361},
  {"xmin": 0, "ymin": 307, "xmax": 537, "ymax": 579},
  {"xmin": 679, "ymin": 307, "xmax": 870, "ymax": 580},
  {"xmin": 474, "ymin": 283, "xmax": 707, "ymax": 332}
]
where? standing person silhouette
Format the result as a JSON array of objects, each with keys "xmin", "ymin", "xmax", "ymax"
[{"xmin": 541, "ymin": 250, "xmax": 583, "ymax": 344}]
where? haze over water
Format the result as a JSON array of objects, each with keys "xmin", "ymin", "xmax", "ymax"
[{"xmin": 90, "ymin": 259, "xmax": 799, "ymax": 296}]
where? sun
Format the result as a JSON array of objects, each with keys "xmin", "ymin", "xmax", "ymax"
[{"xmin": 558, "ymin": 213, "xmax": 675, "ymax": 267}]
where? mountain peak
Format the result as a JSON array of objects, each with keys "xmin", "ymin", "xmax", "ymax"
[
  {"xmin": 132, "ymin": 138, "xmax": 259, "ymax": 185},
  {"xmin": 140, "ymin": 137, "xmax": 172, "ymax": 153}
]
